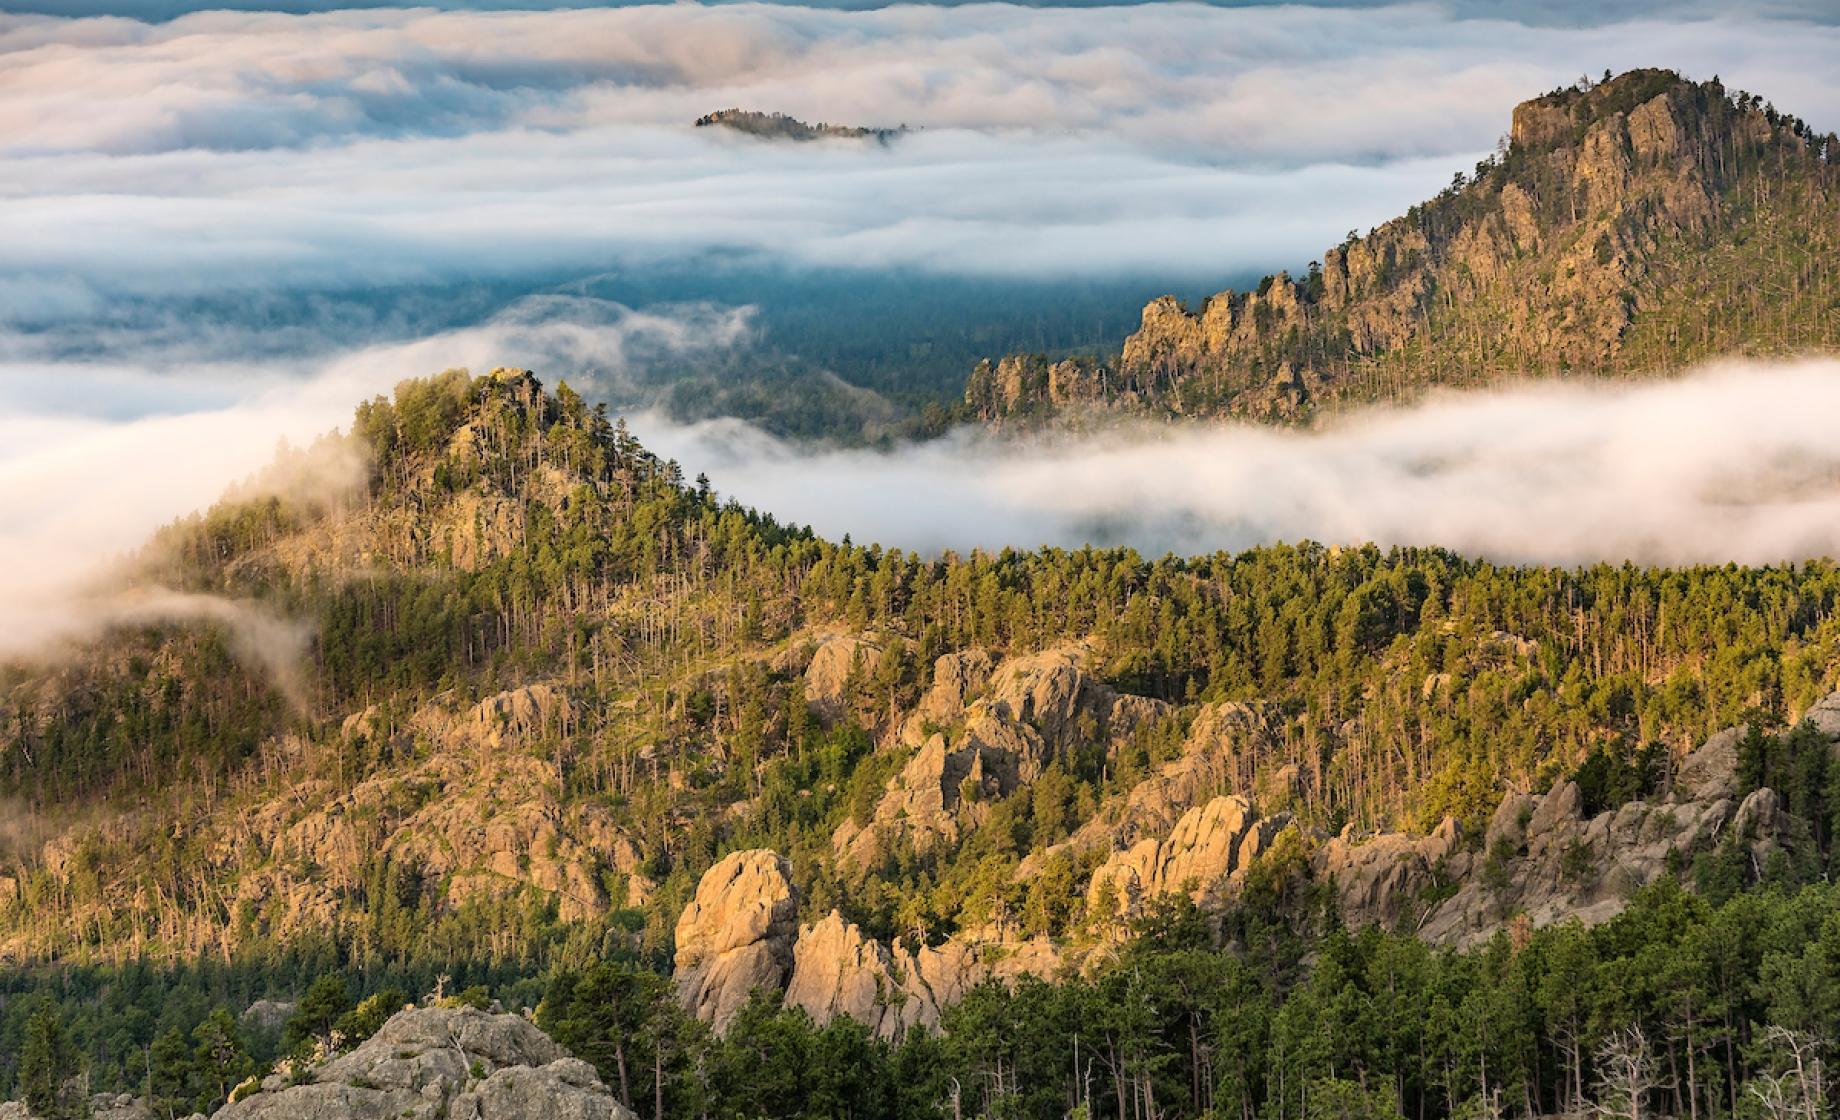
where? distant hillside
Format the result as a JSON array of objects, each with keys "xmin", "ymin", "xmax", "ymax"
[
  {"xmin": 967, "ymin": 69, "xmax": 1840, "ymax": 423},
  {"xmin": 695, "ymin": 108, "xmax": 908, "ymax": 144}
]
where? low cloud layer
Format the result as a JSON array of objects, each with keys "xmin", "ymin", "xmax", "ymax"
[
  {"xmin": 648, "ymin": 361, "xmax": 1840, "ymax": 568},
  {"xmin": 20, "ymin": 1, "xmax": 1840, "ymax": 30},
  {"xmin": 9, "ymin": 2, "xmax": 1840, "ymax": 673},
  {"xmin": 3, "ymin": 3, "xmax": 1839, "ymax": 314}
]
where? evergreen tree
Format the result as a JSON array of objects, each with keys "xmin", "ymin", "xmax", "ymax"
[{"xmin": 19, "ymin": 1004, "xmax": 85, "ymax": 1120}]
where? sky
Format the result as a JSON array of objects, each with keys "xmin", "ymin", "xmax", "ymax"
[{"xmin": 6, "ymin": 0, "xmax": 1840, "ymax": 652}]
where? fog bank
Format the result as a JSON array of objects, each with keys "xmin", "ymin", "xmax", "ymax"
[
  {"xmin": 646, "ymin": 361, "xmax": 1840, "ymax": 568},
  {"xmin": 4, "ymin": 3, "xmax": 1839, "ymax": 311}
]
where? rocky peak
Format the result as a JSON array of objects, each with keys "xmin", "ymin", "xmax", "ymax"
[{"xmin": 968, "ymin": 69, "xmax": 1840, "ymax": 425}]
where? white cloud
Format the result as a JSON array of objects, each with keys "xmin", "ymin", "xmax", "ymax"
[
  {"xmin": 1, "ymin": 3, "xmax": 1837, "ymax": 305},
  {"xmin": 643, "ymin": 361, "xmax": 1840, "ymax": 568}
]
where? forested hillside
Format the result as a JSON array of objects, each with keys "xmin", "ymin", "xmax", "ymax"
[
  {"xmin": 967, "ymin": 69, "xmax": 1840, "ymax": 423},
  {"xmin": 1, "ymin": 370, "xmax": 1839, "ymax": 1120}
]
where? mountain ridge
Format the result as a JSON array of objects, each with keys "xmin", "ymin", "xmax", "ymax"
[{"xmin": 966, "ymin": 68, "xmax": 1840, "ymax": 424}]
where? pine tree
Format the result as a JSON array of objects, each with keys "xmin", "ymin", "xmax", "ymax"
[
  {"xmin": 19, "ymin": 1004, "xmax": 85, "ymax": 1120},
  {"xmin": 148, "ymin": 1026, "xmax": 195, "ymax": 1120}
]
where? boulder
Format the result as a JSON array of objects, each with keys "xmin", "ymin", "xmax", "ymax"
[
  {"xmin": 916, "ymin": 650, "xmax": 995, "ymax": 725},
  {"xmin": 212, "ymin": 1007, "xmax": 631, "ymax": 1120},
  {"xmin": 1804, "ymin": 691, "xmax": 1840, "ymax": 739},
  {"xmin": 239, "ymin": 999, "xmax": 297, "ymax": 1037},
  {"xmin": 1484, "ymin": 791, "xmax": 1536, "ymax": 852},
  {"xmin": 1679, "ymin": 726, "xmax": 1744, "ymax": 801},
  {"xmin": 1526, "ymin": 780, "xmax": 1584, "ymax": 855},
  {"xmin": 1734, "ymin": 787, "xmax": 1782, "ymax": 839},
  {"xmin": 674, "ymin": 851, "xmax": 800, "ymax": 1030},
  {"xmin": 1158, "ymin": 796, "xmax": 1256, "ymax": 903},
  {"xmin": 804, "ymin": 636, "xmax": 877, "ymax": 724},
  {"xmin": 92, "ymin": 1097, "xmax": 152, "ymax": 1120}
]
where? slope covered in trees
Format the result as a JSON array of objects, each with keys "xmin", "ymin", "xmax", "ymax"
[
  {"xmin": 966, "ymin": 69, "xmax": 1840, "ymax": 424},
  {"xmin": 2, "ymin": 371, "xmax": 1839, "ymax": 1120}
]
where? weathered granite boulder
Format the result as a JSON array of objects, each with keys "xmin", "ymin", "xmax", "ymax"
[
  {"xmin": 674, "ymin": 851, "xmax": 800, "ymax": 1030},
  {"xmin": 213, "ymin": 1007, "xmax": 629, "ymax": 1120}
]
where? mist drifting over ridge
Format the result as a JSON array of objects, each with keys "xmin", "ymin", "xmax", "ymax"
[
  {"xmin": 647, "ymin": 361, "xmax": 1840, "ymax": 568},
  {"xmin": 9, "ymin": 1, "xmax": 1840, "ymax": 659},
  {"xmin": 12, "ymin": 288, "xmax": 1840, "ymax": 667}
]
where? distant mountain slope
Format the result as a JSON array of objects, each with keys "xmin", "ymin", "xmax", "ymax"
[{"xmin": 966, "ymin": 69, "xmax": 1840, "ymax": 423}]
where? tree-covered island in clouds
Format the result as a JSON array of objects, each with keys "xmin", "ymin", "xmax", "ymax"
[
  {"xmin": 695, "ymin": 109, "xmax": 910, "ymax": 144},
  {"xmin": 8, "ymin": 2, "xmax": 1840, "ymax": 1119}
]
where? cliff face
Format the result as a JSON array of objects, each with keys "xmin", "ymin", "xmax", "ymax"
[{"xmin": 968, "ymin": 69, "xmax": 1840, "ymax": 423}]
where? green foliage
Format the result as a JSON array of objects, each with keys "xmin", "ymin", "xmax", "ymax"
[
  {"xmin": 11, "ymin": 370, "xmax": 1840, "ymax": 972},
  {"xmin": 334, "ymin": 988, "xmax": 407, "ymax": 1047},
  {"xmin": 189, "ymin": 1010, "xmax": 254, "ymax": 1116},
  {"xmin": 19, "ymin": 1002, "xmax": 85, "ymax": 1120},
  {"xmin": 16, "ymin": 877, "xmax": 1840, "ymax": 1120},
  {"xmin": 1572, "ymin": 740, "xmax": 1665, "ymax": 816},
  {"xmin": 284, "ymin": 974, "xmax": 351, "ymax": 1051}
]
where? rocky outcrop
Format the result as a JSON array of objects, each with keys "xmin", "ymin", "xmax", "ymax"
[
  {"xmin": 236, "ymin": 686, "xmax": 653, "ymax": 931},
  {"xmin": 674, "ymin": 851, "xmax": 800, "ymax": 1030},
  {"xmin": 1318, "ymin": 818, "xmax": 1464, "ymax": 932},
  {"xmin": 803, "ymin": 634, "xmax": 879, "ymax": 725},
  {"xmin": 469, "ymin": 684, "xmax": 574, "ymax": 749},
  {"xmin": 967, "ymin": 69, "xmax": 1837, "ymax": 424},
  {"xmin": 1, "ymin": 1095, "xmax": 154, "ymax": 1120},
  {"xmin": 1678, "ymin": 726, "xmax": 1744, "ymax": 801},
  {"xmin": 1804, "ymin": 692, "xmax": 1840, "ymax": 739},
  {"xmin": 240, "ymin": 999, "xmax": 297, "ymax": 1037},
  {"xmin": 836, "ymin": 646, "xmax": 1170, "ymax": 868},
  {"xmin": 983, "ymin": 648, "xmax": 1122, "ymax": 752},
  {"xmin": 1048, "ymin": 700, "xmax": 1274, "ymax": 863},
  {"xmin": 214, "ymin": 1006, "xmax": 630, "ymax": 1120},
  {"xmin": 1318, "ymin": 717, "xmax": 1799, "ymax": 946},
  {"xmin": 694, "ymin": 109, "xmax": 906, "ymax": 144},
  {"xmin": 781, "ymin": 910, "xmax": 1065, "ymax": 1038},
  {"xmin": 784, "ymin": 912, "xmax": 902, "ymax": 1035},
  {"xmin": 1086, "ymin": 796, "xmax": 1289, "ymax": 920}
]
